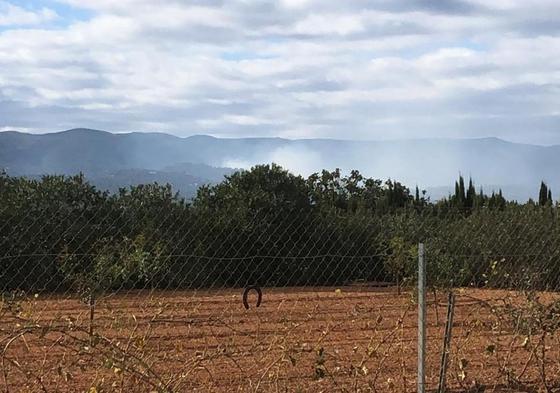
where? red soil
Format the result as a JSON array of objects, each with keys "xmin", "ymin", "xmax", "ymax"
[{"xmin": 1, "ymin": 287, "xmax": 559, "ymax": 392}]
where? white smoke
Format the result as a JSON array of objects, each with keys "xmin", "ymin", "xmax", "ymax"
[{"xmin": 221, "ymin": 146, "xmax": 325, "ymax": 177}]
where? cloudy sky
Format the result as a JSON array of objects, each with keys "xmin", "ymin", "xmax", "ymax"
[{"xmin": 0, "ymin": 0, "xmax": 559, "ymax": 144}]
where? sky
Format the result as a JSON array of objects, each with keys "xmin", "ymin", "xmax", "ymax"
[{"xmin": 0, "ymin": 0, "xmax": 559, "ymax": 144}]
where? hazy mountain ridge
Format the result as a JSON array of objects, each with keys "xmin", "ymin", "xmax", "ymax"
[{"xmin": 1, "ymin": 128, "xmax": 559, "ymax": 201}]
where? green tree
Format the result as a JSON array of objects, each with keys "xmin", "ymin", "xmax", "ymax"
[
  {"xmin": 539, "ymin": 181, "xmax": 549, "ymax": 206},
  {"xmin": 382, "ymin": 179, "xmax": 412, "ymax": 211},
  {"xmin": 194, "ymin": 164, "xmax": 311, "ymax": 213},
  {"xmin": 386, "ymin": 237, "xmax": 416, "ymax": 295},
  {"xmin": 451, "ymin": 175, "xmax": 467, "ymax": 208},
  {"xmin": 466, "ymin": 177, "xmax": 476, "ymax": 208}
]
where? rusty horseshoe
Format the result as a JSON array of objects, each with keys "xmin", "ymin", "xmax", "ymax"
[{"xmin": 242, "ymin": 285, "xmax": 262, "ymax": 309}]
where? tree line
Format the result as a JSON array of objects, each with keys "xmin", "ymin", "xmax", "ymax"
[{"xmin": 1, "ymin": 165, "xmax": 559, "ymax": 295}]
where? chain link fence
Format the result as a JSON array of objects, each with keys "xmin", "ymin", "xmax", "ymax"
[
  {"xmin": 422, "ymin": 209, "xmax": 560, "ymax": 393},
  {"xmin": 1, "ymin": 183, "xmax": 560, "ymax": 392}
]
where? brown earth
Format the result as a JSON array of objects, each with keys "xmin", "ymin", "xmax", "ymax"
[{"xmin": 1, "ymin": 287, "xmax": 559, "ymax": 392}]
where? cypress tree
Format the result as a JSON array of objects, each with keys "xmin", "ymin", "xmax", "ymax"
[
  {"xmin": 466, "ymin": 177, "xmax": 476, "ymax": 208},
  {"xmin": 498, "ymin": 189, "xmax": 506, "ymax": 209},
  {"xmin": 489, "ymin": 191, "xmax": 496, "ymax": 209},
  {"xmin": 478, "ymin": 187, "xmax": 485, "ymax": 208},
  {"xmin": 459, "ymin": 176, "xmax": 466, "ymax": 207},
  {"xmin": 539, "ymin": 181, "xmax": 549, "ymax": 206}
]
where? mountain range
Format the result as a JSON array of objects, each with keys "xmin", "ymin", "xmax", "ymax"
[{"xmin": 1, "ymin": 128, "xmax": 559, "ymax": 201}]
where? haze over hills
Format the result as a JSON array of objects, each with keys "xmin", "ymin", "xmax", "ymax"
[{"xmin": 1, "ymin": 128, "xmax": 558, "ymax": 201}]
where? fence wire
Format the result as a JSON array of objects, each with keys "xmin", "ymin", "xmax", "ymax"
[{"xmin": 1, "ymin": 192, "xmax": 560, "ymax": 392}]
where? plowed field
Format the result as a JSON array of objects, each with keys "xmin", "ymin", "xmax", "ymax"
[{"xmin": 1, "ymin": 287, "xmax": 559, "ymax": 392}]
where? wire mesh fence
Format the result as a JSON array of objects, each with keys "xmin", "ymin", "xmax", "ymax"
[
  {"xmin": 1, "ymin": 187, "xmax": 560, "ymax": 392},
  {"xmin": 421, "ymin": 209, "xmax": 560, "ymax": 393}
]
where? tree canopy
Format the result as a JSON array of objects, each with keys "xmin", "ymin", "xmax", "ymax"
[{"xmin": 0, "ymin": 166, "xmax": 558, "ymax": 294}]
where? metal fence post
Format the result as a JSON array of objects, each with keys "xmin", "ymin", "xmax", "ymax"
[{"xmin": 418, "ymin": 243, "xmax": 426, "ymax": 393}]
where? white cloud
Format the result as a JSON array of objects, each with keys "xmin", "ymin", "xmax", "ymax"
[
  {"xmin": 0, "ymin": 0, "xmax": 559, "ymax": 143},
  {"xmin": 292, "ymin": 13, "xmax": 365, "ymax": 36},
  {"xmin": 0, "ymin": 1, "xmax": 57, "ymax": 26},
  {"xmin": 279, "ymin": 0, "xmax": 315, "ymax": 10}
]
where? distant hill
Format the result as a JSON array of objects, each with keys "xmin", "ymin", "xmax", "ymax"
[
  {"xmin": 160, "ymin": 162, "xmax": 238, "ymax": 183},
  {"xmin": 84, "ymin": 164, "xmax": 239, "ymax": 198},
  {"xmin": 1, "ymin": 128, "xmax": 559, "ymax": 201},
  {"xmin": 88, "ymin": 169, "xmax": 206, "ymax": 198}
]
